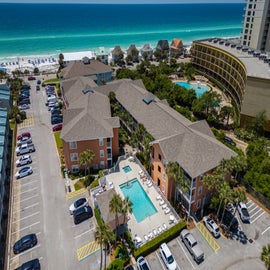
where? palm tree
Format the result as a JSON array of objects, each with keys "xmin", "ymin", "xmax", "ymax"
[
  {"xmin": 109, "ymin": 194, "xmax": 123, "ymax": 242},
  {"xmin": 95, "ymin": 223, "xmax": 115, "ymax": 270},
  {"xmin": 219, "ymin": 105, "xmax": 234, "ymax": 127},
  {"xmin": 219, "ymin": 183, "xmax": 233, "ymax": 223},
  {"xmin": 261, "ymin": 244, "xmax": 270, "ymax": 270},
  {"xmin": 166, "ymin": 161, "xmax": 179, "ymax": 200},
  {"xmin": 122, "ymin": 197, "xmax": 133, "ymax": 224},
  {"xmin": 79, "ymin": 149, "xmax": 95, "ymax": 176}
]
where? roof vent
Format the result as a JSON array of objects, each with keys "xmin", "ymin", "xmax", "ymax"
[
  {"xmin": 82, "ymin": 88, "xmax": 94, "ymax": 94},
  {"xmin": 143, "ymin": 98, "xmax": 154, "ymax": 105}
]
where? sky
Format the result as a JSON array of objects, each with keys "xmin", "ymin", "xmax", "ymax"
[{"xmin": 0, "ymin": 0, "xmax": 245, "ymax": 3}]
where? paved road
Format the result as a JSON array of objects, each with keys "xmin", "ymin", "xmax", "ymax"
[{"xmin": 9, "ymin": 77, "xmax": 101, "ymax": 270}]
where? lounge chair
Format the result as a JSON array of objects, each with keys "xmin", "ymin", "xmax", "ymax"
[
  {"xmin": 144, "ymin": 234, "xmax": 149, "ymax": 241},
  {"xmin": 157, "ymin": 226, "xmax": 162, "ymax": 234},
  {"xmin": 164, "ymin": 207, "xmax": 171, "ymax": 214},
  {"xmin": 153, "ymin": 229, "xmax": 157, "ymax": 236},
  {"xmin": 148, "ymin": 231, "xmax": 153, "ymax": 239},
  {"xmin": 162, "ymin": 203, "xmax": 167, "ymax": 209},
  {"xmin": 156, "ymin": 195, "xmax": 162, "ymax": 200},
  {"xmin": 159, "ymin": 199, "xmax": 165, "ymax": 206},
  {"xmin": 147, "ymin": 181, "xmax": 152, "ymax": 187},
  {"xmin": 162, "ymin": 223, "xmax": 167, "ymax": 230}
]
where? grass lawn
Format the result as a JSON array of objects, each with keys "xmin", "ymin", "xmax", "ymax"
[
  {"xmin": 74, "ymin": 179, "xmax": 85, "ymax": 191},
  {"xmin": 43, "ymin": 78, "xmax": 60, "ymax": 85},
  {"xmin": 54, "ymin": 131, "xmax": 62, "ymax": 148}
]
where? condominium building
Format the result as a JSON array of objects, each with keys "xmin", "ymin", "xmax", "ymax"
[
  {"xmin": 241, "ymin": 0, "xmax": 270, "ymax": 51},
  {"xmin": 191, "ymin": 38, "xmax": 270, "ymax": 132}
]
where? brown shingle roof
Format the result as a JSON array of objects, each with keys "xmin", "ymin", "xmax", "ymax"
[
  {"xmin": 59, "ymin": 59, "xmax": 112, "ymax": 79},
  {"xmin": 170, "ymin": 38, "xmax": 184, "ymax": 50}
]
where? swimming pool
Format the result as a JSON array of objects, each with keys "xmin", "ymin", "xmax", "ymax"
[
  {"xmin": 123, "ymin": 165, "xmax": 132, "ymax": 173},
  {"xmin": 120, "ymin": 178, "xmax": 157, "ymax": 223},
  {"xmin": 175, "ymin": 81, "xmax": 210, "ymax": 97}
]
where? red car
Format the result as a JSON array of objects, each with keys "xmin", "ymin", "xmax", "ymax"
[
  {"xmin": 52, "ymin": 123, "xmax": 62, "ymax": 132},
  {"xmin": 17, "ymin": 132, "xmax": 31, "ymax": 140},
  {"xmin": 28, "ymin": 76, "xmax": 36, "ymax": 81}
]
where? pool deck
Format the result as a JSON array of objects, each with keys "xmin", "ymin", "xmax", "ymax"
[{"xmin": 103, "ymin": 156, "xmax": 180, "ymax": 245}]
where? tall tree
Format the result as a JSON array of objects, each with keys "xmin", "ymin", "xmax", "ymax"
[
  {"xmin": 122, "ymin": 197, "xmax": 133, "ymax": 224},
  {"xmin": 219, "ymin": 183, "xmax": 233, "ymax": 223},
  {"xmin": 219, "ymin": 105, "xmax": 234, "ymax": 127},
  {"xmin": 252, "ymin": 110, "xmax": 267, "ymax": 137},
  {"xmin": 79, "ymin": 149, "xmax": 95, "ymax": 176},
  {"xmin": 109, "ymin": 194, "xmax": 123, "ymax": 242},
  {"xmin": 261, "ymin": 244, "xmax": 270, "ymax": 270}
]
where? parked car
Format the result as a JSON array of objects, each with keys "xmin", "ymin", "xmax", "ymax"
[
  {"xmin": 69, "ymin": 198, "xmax": 89, "ymax": 214},
  {"xmin": 47, "ymin": 101, "xmax": 57, "ymax": 108},
  {"xmin": 15, "ymin": 258, "xmax": 40, "ymax": 270},
  {"xmin": 19, "ymin": 93, "xmax": 30, "ymax": 99},
  {"xmin": 16, "ymin": 155, "xmax": 32, "ymax": 167},
  {"xmin": 223, "ymin": 136, "xmax": 236, "ymax": 146},
  {"xmin": 19, "ymin": 104, "xmax": 30, "ymax": 110},
  {"xmin": 37, "ymin": 80, "xmax": 41, "ymax": 85},
  {"xmin": 52, "ymin": 123, "xmax": 62, "ymax": 132},
  {"xmin": 73, "ymin": 205, "xmax": 93, "ymax": 224},
  {"xmin": 219, "ymin": 209, "xmax": 239, "ymax": 231},
  {"xmin": 17, "ymin": 136, "xmax": 32, "ymax": 146},
  {"xmin": 51, "ymin": 116, "xmax": 63, "ymax": 125},
  {"xmin": 159, "ymin": 243, "xmax": 177, "ymax": 270},
  {"xmin": 16, "ymin": 143, "xmax": 35, "ymax": 156},
  {"xmin": 51, "ymin": 110, "xmax": 61, "ymax": 116},
  {"xmin": 17, "ymin": 132, "xmax": 31, "ymax": 140},
  {"xmin": 13, "ymin": 234, "xmax": 37, "ymax": 254},
  {"xmin": 15, "ymin": 166, "xmax": 33, "ymax": 179},
  {"xmin": 237, "ymin": 202, "xmax": 250, "ymax": 223},
  {"xmin": 27, "ymin": 76, "xmax": 36, "ymax": 81},
  {"xmin": 36, "ymin": 85, "xmax": 40, "ymax": 91},
  {"xmin": 21, "ymin": 84, "xmax": 31, "ymax": 90},
  {"xmin": 137, "ymin": 256, "xmax": 151, "ymax": 270},
  {"xmin": 19, "ymin": 98, "xmax": 31, "ymax": 105},
  {"xmin": 48, "ymin": 104, "xmax": 59, "ymax": 111},
  {"xmin": 180, "ymin": 229, "xmax": 204, "ymax": 263},
  {"xmin": 203, "ymin": 216, "xmax": 220, "ymax": 237},
  {"xmin": 225, "ymin": 203, "xmax": 235, "ymax": 213}
]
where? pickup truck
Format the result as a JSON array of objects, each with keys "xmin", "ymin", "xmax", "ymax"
[
  {"xmin": 16, "ymin": 143, "xmax": 35, "ymax": 156},
  {"xmin": 180, "ymin": 229, "xmax": 204, "ymax": 263}
]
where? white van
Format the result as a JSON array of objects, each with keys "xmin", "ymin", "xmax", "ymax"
[
  {"xmin": 47, "ymin": 96, "xmax": 57, "ymax": 104},
  {"xmin": 159, "ymin": 243, "xmax": 177, "ymax": 270}
]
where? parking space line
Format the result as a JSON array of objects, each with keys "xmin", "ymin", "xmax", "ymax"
[
  {"xmin": 261, "ymin": 226, "xmax": 270, "ymax": 235},
  {"xmin": 10, "ymin": 244, "xmax": 41, "ymax": 260},
  {"xmin": 13, "ymin": 202, "xmax": 39, "ymax": 213},
  {"xmin": 248, "ymin": 205, "xmax": 259, "ymax": 213},
  {"xmin": 66, "ymin": 188, "xmax": 87, "ymax": 200},
  {"xmin": 76, "ymin": 240, "xmax": 100, "ymax": 261},
  {"xmin": 14, "ymin": 194, "xmax": 38, "ymax": 204},
  {"xmin": 14, "ymin": 187, "xmax": 38, "ymax": 196},
  {"xmin": 12, "ymin": 221, "xmax": 40, "ymax": 234},
  {"xmin": 155, "ymin": 251, "xmax": 166, "ymax": 270},
  {"xmin": 176, "ymin": 238, "xmax": 195, "ymax": 269},
  {"xmin": 15, "ymin": 180, "xmax": 38, "ymax": 187},
  {"xmin": 74, "ymin": 227, "xmax": 96, "ymax": 239},
  {"xmin": 250, "ymin": 209, "xmax": 264, "ymax": 219},
  {"xmin": 12, "ymin": 211, "xmax": 40, "ymax": 223},
  {"xmin": 251, "ymin": 211, "xmax": 265, "ymax": 224}
]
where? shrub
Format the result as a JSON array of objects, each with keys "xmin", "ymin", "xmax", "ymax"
[
  {"xmin": 124, "ymin": 231, "xmax": 135, "ymax": 253},
  {"xmin": 20, "ymin": 111, "xmax": 27, "ymax": 120},
  {"xmin": 94, "ymin": 208, "xmax": 103, "ymax": 227},
  {"xmin": 90, "ymin": 179, "xmax": 99, "ymax": 189},
  {"xmin": 98, "ymin": 170, "xmax": 104, "ymax": 178},
  {"xmin": 83, "ymin": 175, "xmax": 95, "ymax": 187},
  {"xmin": 106, "ymin": 258, "xmax": 124, "ymax": 270},
  {"xmin": 115, "ymin": 243, "xmax": 130, "ymax": 266},
  {"xmin": 134, "ymin": 221, "xmax": 186, "ymax": 259}
]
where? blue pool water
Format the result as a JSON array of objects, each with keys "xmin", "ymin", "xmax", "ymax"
[
  {"xmin": 123, "ymin": 165, "xmax": 132, "ymax": 173},
  {"xmin": 120, "ymin": 178, "xmax": 157, "ymax": 223},
  {"xmin": 175, "ymin": 81, "xmax": 210, "ymax": 97}
]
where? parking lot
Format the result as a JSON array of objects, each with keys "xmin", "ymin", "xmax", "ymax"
[{"xmin": 8, "ymin": 76, "xmax": 101, "ymax": 270}]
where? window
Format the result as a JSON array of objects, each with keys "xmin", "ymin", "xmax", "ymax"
[
  {"xmin": 158, "ymin": 154, "xmax": 162, "ymax": 161},
  {"xmin": 100, "ymin": 150, "xmax": 104, "ymax": 157},
  {"xmin": 151, "ymin": 164, "xmax": 154, "ymax": 171},
  {"xmin": 99, "ymin": 138, "xmax": 103, "ymax": 146},
  {"xmin": 71, "ymin": 165, "xmax": 79, "ymax": 173},
  {"xmin": 197, "ymin": 199, "xmax": 201, "ymax": 209},
  {"xmin": 92, "ymin": 163, "xmax": 98, "ymax": 170},
  {"xmin": 163, "ymin": 173, "xmax": 166, "ymax": 180},
  {"xmin": 198, "ymin": 186, "xmax": 202, "ymax": 195},
  {"xmin": 70, "ymin": 153, "xmax": 78, "ymax": 162},
  {"xmin": 100, "ymin": 161, "xmax": 105, "ymax": 168},
  {"xmin": 69, "ymin": 141, "xmax": 77, "ymax": 149},
  {"xmin": 158, "ymin": 165, "xmax": 161, "ymax": 172}
]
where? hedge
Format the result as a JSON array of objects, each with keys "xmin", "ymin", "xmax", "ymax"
[
  {"xmin": 94, "ymin": 208, "xmax": 103, "ymax": 227},
  {"xmin": 134, "ymin": 221, "xmax": 186, "ymax": 259}
]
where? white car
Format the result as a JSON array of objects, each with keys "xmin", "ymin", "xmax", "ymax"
[
  {"xmin": 15, "ymin": 166, "xmax": 33, "ymax": 179},
  {"xmin": 137, "ymin": 256, "xmax": 151, "ymax": 270},
  {"xmin": 69, "ymin": 198, "xmax": 89, "ymax": 214},
  {"xmin": 17, "ymin": 136, "xmax": 32, "ymax": 146},
  {"xmin": 203, "ymin": 216, "xmax": 220, "ymax": 237},
  {"xmin": 19, "ymin": 104, "xmax": 30, "ymax": 110},
  {"xmin": 16, "ymin": 155, "xmax": 32, "ymax": 167},
  {"xmin": 237, "ymin": 202, "xmax": 250, "ymax": 223},
  {"xmin": 159, "ymin": 243, "xmax": 177, "ymax": 270}
]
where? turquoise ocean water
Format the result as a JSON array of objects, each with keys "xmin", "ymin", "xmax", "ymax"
[{"xmin": 0, "ymin": 3, "xmax": 245, "ymax": 60}]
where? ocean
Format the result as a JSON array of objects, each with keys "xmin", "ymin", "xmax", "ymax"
[{"xmin": 0, "ymin": 3, "xmax": 245, "ymax": 60}]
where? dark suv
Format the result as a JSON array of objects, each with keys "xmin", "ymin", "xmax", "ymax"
[
  {"xmin": 73, "ymin": 205, "xmax": 93, "ymax": 225},
  {"xmin": 219, "ymin": 209, "xmax": 238, "ymax": 232},
  {"xmin": 223, "ymin": 136, "xmax": 236, "ymax": 146}
]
